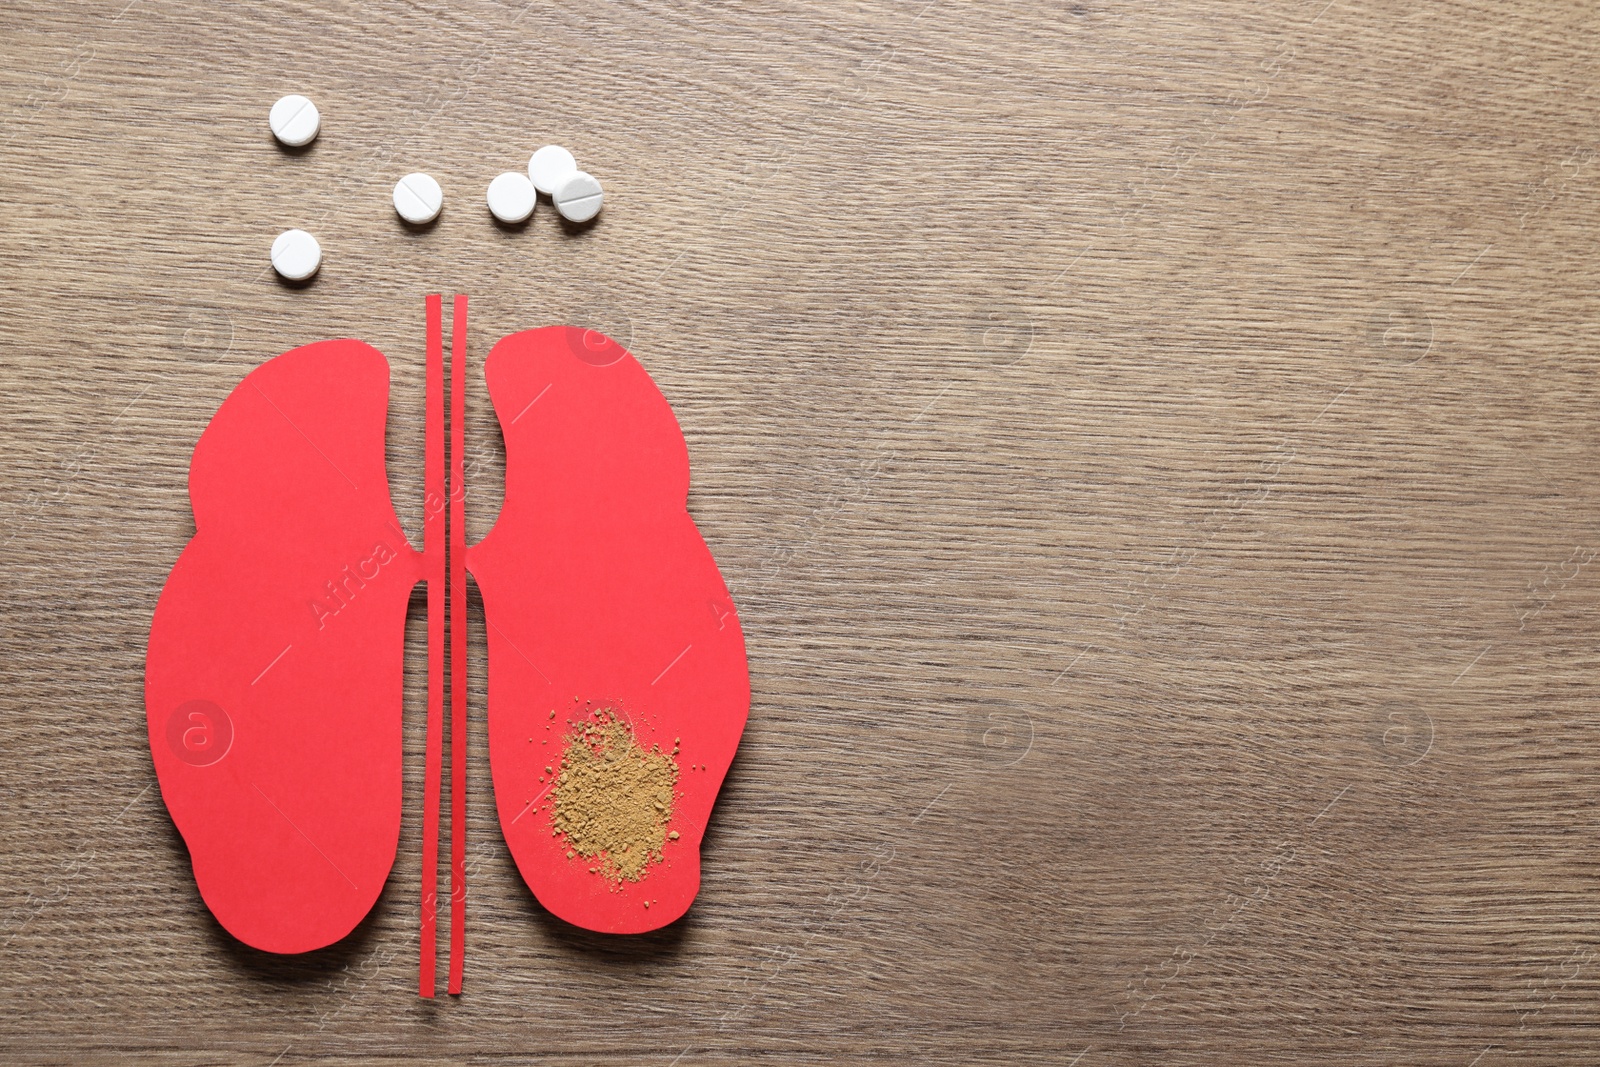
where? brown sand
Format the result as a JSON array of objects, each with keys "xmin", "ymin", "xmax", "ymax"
[{"xmin": 551, "ymin": 706, "xmax": 679, "ymax": 883}]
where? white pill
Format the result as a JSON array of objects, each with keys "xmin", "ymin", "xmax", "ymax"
[
  {"xmin": 528, "ymin": 145, "xmax": 578, "ymax": 195},
  {"xmin": 393, "ymin": 172, "xmax": 443, "ymax": 224},
  {"xmin": 552, "ymin": 170, "xmax": 603, "ymax": 223},
  {"xmin": 269, "ymin": 94, "xmax": 320, "ymax": 147},
  {"xmin": 486, "ymin": 172, "xmax": 536, "ymax": 224},
  {"xmin": 271, "ymin": 229, "xmax": 322, "ymax": 281}
]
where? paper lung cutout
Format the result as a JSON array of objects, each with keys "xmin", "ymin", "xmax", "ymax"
[
  {"xmin": 471, "ymin": 327, "xmax": 750, "ymax": 933},
  {"xmin": 145, "ymin": 312, "xmax": 749, "ymax": 966},
  {"xmin": 145, "ymin": 340, "xmax": 420, "ymax": 954}
]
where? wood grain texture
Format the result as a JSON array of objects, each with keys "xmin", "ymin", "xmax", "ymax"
[{"xmin": 2, "ymin": 0, "xmax": 1599, "ymax": 1063}]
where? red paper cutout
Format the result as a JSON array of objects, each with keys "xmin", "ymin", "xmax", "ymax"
[
  {"xmin": 448, "ymin": 294, "xmax": 468, "ymax": 994},
  {"xmin": 145, "ymin": 302, "xmax": 749, "ymax": 978},
  {"xmin": 145, "ymin": 339, "xmax": 421, "ymax": 954},
  {"xmin": 468, "ymin": 327, "xmax": 750, "ymax": 934},
  {"xmin": 420, "ymin": 294, "xmax": 445, "ymax": 996}
]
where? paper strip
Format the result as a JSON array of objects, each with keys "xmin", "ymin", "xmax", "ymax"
[
  {"xmin": 421, "ymin": 294, "xmax": 445, "ymax": 998},
  {"xmin": 448, "ymin": 293, "xmax": 468, "ymax": 995}
]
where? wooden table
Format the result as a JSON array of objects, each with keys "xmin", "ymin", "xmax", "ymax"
[{"xmin": 3, "ymin": 1, "xmax": 1598, "ymax": 1063}]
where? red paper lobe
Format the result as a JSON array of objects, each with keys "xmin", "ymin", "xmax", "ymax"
[
  {"xmin": 468, "ymin": 327, "xmax": 750, "ymax": 934},
  {"xmin": 145, "ymin": 340, "xmax": 421, "ymax": 954}
]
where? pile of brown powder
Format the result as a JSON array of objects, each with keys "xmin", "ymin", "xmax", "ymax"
[{"xmin": 551, "ymin": 706, "xmax": 679, "ymax": 884}]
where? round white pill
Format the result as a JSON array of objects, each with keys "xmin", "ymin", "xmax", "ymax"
[
  {"xmin": 271, "ymin": 229, "xmax": 322, "ymax": 281},
  {"xmin": 269, "ymin": 94, "xmax": 320, "ymax": 147},
  {"xmin": 486, "ymin": 172, "xmax": 536, "ymax": 224},
  {"xmin": 528, "ymin": 145, "xmax": 578, "ymax": 195},
  {"xmin": 393, "ymin": 172, "xmax": 443, "ymax": 224},
  {"xmin": 552, "ymin": 170, "xmax": 603, "ymax": 223}
]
